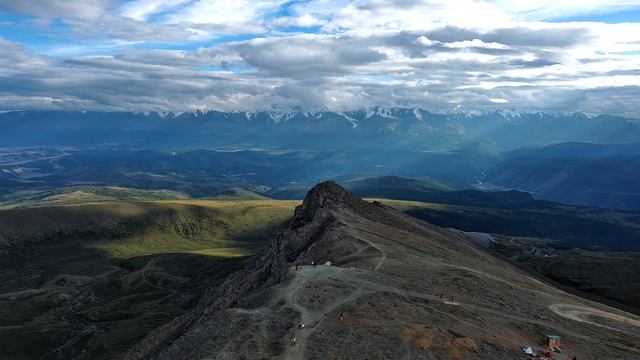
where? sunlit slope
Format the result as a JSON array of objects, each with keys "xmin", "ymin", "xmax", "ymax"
[
  {"xmin": 0, "ymin": 199, "xmax": 299, "ymax": 258},
  {"xmin": 0, "ymin": 186, "xmax": 190, "ymax": 209}
]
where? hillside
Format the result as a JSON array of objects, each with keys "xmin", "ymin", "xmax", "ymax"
[
  {"xmin": 269, "ymin": 175, "xmax": 536, "ymax": 209},
  {"xmin": 0, "ymin": 199, "xmax": 298, "ymax": 359},
  {"xmin": 0, "ymin": 186, "xmax": 189, "ymax": 209},
  {"xmin": 484, "ymin": 235, "xmax": 640, "ymax": 315},
  {"xmin": 207, "ymin": 187, "xmax": 272, "ymax": 200},
  {"xmin": 486, "ymin": 154, "xmax": 640, "ymax": 211},
  {"xmin": 128, "ymin": 182, "xmax": 640, "ymax": 359},
  {"xmin": 267, "ymin": 175, "xmax": 451, "ymax": 199},
  {"xmin": 384, "ymin": 199, "xmax": 640, "ymax": 251}
]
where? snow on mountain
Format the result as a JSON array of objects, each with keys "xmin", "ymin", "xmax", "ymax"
[
  {"xmin": 375, "ymin": 107, "xmax": 399, "ymax": 119},
  {"xmin": 495, "ymin": 109, "xmax": 522, "ymax": 120},
  {"xmin": 413, "ymin": 108, "xmax": 424, "ymax": 121},
  {"xmin": 337, "ymin": 112, "xmax": 359, "ymax": 128},
  {"xmin": 265, "ymin": 110, "xmax": 301, "ymax": 123}
]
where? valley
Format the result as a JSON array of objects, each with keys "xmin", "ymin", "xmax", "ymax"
[{"xmin": 2, "ymin": 110, "xmax": 640, "ymax": 210}]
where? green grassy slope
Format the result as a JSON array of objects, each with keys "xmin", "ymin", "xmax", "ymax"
[
  {"xmin": 0, "ymin": 199, "xmax": 299, "ymax": 359},
  {"xmin": 0, "ymin": 199, "xmax": 299, "ymax": 258}
]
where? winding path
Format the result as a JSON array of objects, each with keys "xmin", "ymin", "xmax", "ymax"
[{"xmin": 550, "ymin": 303, "xmax": 640, "ymax": 336}]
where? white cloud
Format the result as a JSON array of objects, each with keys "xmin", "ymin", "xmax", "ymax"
[
  {"xmin": 1, "ymin": 1, "xmax": 640, "ymax": 116},
  {"xmin": 416, "ymin": 36, "xmax": 437, "ymax": 46},
  {"xmin": 443, "ymin": 39, "xmax": 509, "ymax": 50},
  {"xmin": 165, "ymin": 0, "xmax": 288, "ymax": 34},
  {"xmin": 270, "ymin": 14, "xmax": 325, "ymax": 28}
]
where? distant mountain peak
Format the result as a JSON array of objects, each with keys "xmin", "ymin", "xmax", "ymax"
[{"xmin": 294, "ymin": 181, "xmax": 350, "ymax": 223}]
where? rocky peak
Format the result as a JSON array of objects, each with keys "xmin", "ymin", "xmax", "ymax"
[
  {"xmin": 293, "ymin": 181, "xmax": 355, "ymax": 224},
  {"xmin": 291, "ymin": 180, "xmax": 388, "ymax": 227}
]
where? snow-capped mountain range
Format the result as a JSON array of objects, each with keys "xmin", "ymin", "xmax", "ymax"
[{"xmin": 0, "ymin": 108, "xmax": 638, "ymax": 151}]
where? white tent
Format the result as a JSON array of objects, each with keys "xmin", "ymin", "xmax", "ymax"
[{"xmin": 522, "ymin": 346, "xmax": 534, "ymax": 355}]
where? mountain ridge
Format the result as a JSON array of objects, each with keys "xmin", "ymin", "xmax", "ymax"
[{"xmin": 2, "ymin": 109, "xmax": 639, "ymax": 151}]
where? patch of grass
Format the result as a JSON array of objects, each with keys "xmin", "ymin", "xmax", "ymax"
[
  {"xmin": 87, "ymin": 200, "xmax": 299, "ymax": 258},
  {"xmin": 0, "ymin": 199, "xmax": 300, "ymax": 259},
  {"xmin": 366, "ymin": 198, "xmax": 449, "ymax": 212},
  {"xmin": 190, "ymin": 246, "xmax": 254, "ymax": 257}
]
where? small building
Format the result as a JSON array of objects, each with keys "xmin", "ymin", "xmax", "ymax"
[{"xmin": 546, "ymin": 335, "xmax": 561, "ymax": 348}]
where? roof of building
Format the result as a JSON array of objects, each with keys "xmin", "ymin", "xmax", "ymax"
[{"xmin": 546, "ymin": 335, "xmax": 561, "ymax": 339}]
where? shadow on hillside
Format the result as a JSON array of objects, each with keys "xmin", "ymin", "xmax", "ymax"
[{"xmin": 0, "ymin": 238, "xmax": 257, "ymax": 360}]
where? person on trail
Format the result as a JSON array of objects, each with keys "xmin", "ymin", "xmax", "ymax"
[{"xmin": 340, "ymin": 313, "xmax": 343, "ymax": 321}]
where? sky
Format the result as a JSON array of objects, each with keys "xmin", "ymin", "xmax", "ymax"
[{"xmin": 1, "ymin": 1, "xmax": 640, "ymax": 116}]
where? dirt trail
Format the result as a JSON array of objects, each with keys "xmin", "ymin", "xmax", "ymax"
[
  {"xmin": 280, "ymin": 265, "xmax": 640, "ymax": 356},
  {"xmin": 358, "ymin": 237, "xmax": 386, "ymax": 270},
  {"xmin": 550, "ymin": 304, "xmax": 640, "ymax": 336},
  {"xmin": 282, "ymin": 266, "xmax": 366, "ymax": 359},
  {"xmin": 281, "ymin": 231, "xmax": 387, "ymax": 360}
]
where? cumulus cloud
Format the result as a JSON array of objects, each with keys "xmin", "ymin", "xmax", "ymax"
[{"xmin": 0, "ymin": 1, "xmax": 639, "ymax": 116}]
